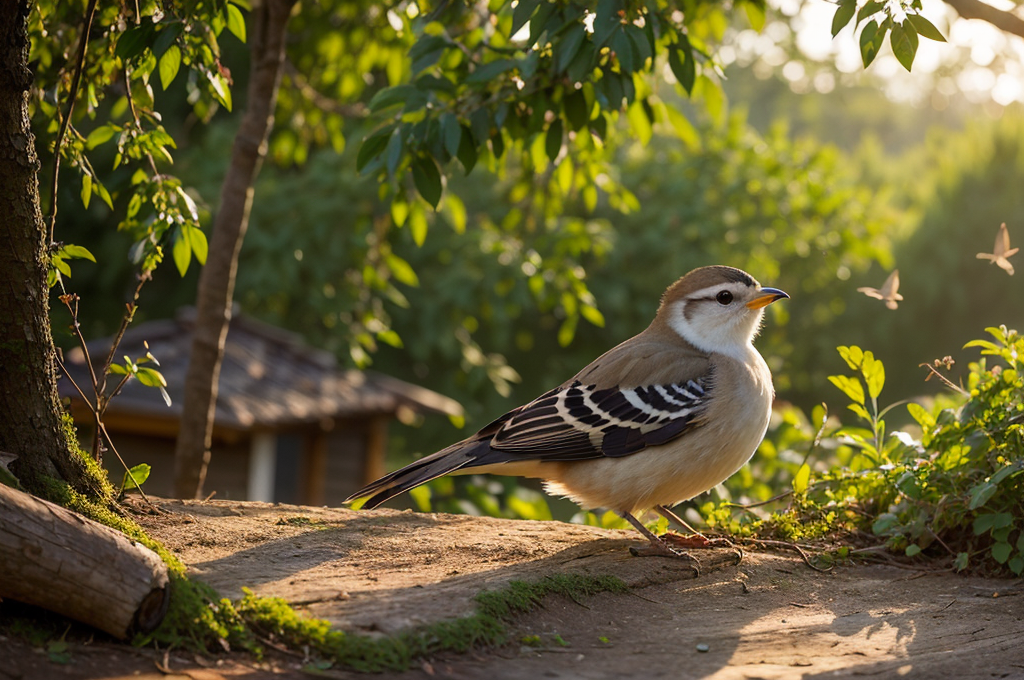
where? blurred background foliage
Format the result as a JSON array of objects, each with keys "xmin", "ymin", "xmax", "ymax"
[{"xmin": 49, "ymin": 0, "xmax": 1024, "ymax": 527}]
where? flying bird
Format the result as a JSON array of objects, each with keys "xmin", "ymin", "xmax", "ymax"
[
  {"xmin": 857, "ymin": 269, "xmax": 903, "ymax": 310},
  {"xmin": 977, "ymin": 222, "xmax": 1018, "ymax": 276},
  {"xmin": 347, "ymin": 266, "xmax": 789, "ymax": 562}
]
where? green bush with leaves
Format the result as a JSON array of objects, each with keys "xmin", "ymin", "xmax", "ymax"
[{"xmin": 752, "ymin": 329, "xmax": 1023, "ymax": 575}]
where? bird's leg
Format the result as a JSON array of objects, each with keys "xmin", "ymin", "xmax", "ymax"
[
  {"xmin": 654, "ymin": 504, "xmax": 704, "ymax": 537},
  {"xmin": 655, "ymin": 504, "xmax": 739, "ymax": 552},
  {"xmin": 619, "ymin": 511, "xmax": 700, "ymax": 574}
]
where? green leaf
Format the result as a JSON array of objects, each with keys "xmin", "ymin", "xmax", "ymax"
[
  {"xmin": 356, "ymin": 125, "xmax": 395, "ymax": 172},
  {"xmin": 409, "ymin": 205, "xmax": 429, "ymax": 246},
  {"xmin": 86, "ymin": 124, "xmax": 118, "ymax": 149},
  {"xmin": 385, "ymin": 128, "xmax": 403, "ymax": 178},
  {"xmin": 668, "ymin": 41, "xmax": 696, "ymax": 94},
  {"xmin": 831, "ymin": 0, "xmax": 856, "ymax": 37},
  {"xmin": 121, "ymin": 463, "xmax": 152, "ymax": 490},
  {"xmin": 907, "ymin": 14, "xmax": 946, "ymax": 42},
  {"xmin": 442, "ymin": 114, "xmax": 462, "ymax": 159},
  {"xmin": 545, "ymin": 119, "xmax": 563, "ymax": 162},
  {"xmin": 862, "ymin": 352, "xmax": 885, "ymax": 399},
  {"xmin": 837, "ymin": 345, "xmax": 864, "ymax": 370},
  {"xmin": 412, "ymin": 155, "xmax": 443, "ymax": 209},
  {"xmin": 159, "ymin": 45, "xmax": 181, "ymax": 90},
  {"xmin": 80, "ymin": 173, "xmax": 92, "ymax": 210},
  {"xmin": 793, "ymin": 463, "xmax": 811, "ymax": 494},
  {"xmin": 225, "ymin": 3, "xmax": 246, "ymax": 42},
  {"xmin": 116, "ymin": 23, "xmax": 155, "ymax": 60},
  {"xmin": 992, "ymin": 542, "xmax": 1012, "ymax": 564},
  {"xmin": 580, "ymin": 304, "xmax": 604, "ymax": 327},
  {"xmin": 385, "ymin": 253, "xmax": 419, "ymax": 286},
  {"xmin": 968, "ymin": 482, "xmax": 998, "ymax": 510},
  {"xmin": 206, "ymin": 71, "xmax": 232, "ymax": 111},
  {"xmin": 1009, "ymin": 556, "xmax": 1024, "ymax": 575},
  {"xmin": 555, "ymin": 24, "xmax": 586, "ymax": 73},
  {"xmin": 377, "ymin": 329, "xmax": 404, "ymax": 349},
  {"xmin": 953, "ymin": 552, "xmax": 969, "ymax": 571},
  {"xmin": 847, "ymin": 402, "xmax": 872, "ymax": 422},
  {"xmin": 906, "ymin": 402, "xmax": 934, "ymax": 430},
  {"xmin": 135, "ymin": 367, "xmax": 167, "ymax": 388},
  {"xmin": 859, "ymin": 20, "xmax": 886, "ymax": 68},
  {"xmin": 610, "ymin": 30, "xmax": 635, "ymax": 74},
  {"xmin": 745, "ymin": 1, "xmax": 766, "ymax": 32},
  {"xmin": 61, "ymin": 244, "xmax": 96, "ymax": 262},
  {"xmin": 828, "ymin": 375, "xmax": 865, "ymax": 405},
  {"xmin": 189, "ymin": 226, "xmax": 208, "ymax": 265},
  {"xmin": 563, "ymin": 90, "xmax": 589, "ymax": 130},
  {"xmin": 558, "ymin": 314, "xmax": 578, "ymax": 347},
  {"xmin": 890, "ymin": 22, "xmax": 919, "ymax": 72},
  {"xmin": 857, "ymin": 1, "xmax": 883, "ymax": 25},
  {"xmin": 172, "ymin": 226, "xmax": 191, "ymax": 276},
  {"xmin": 369, "ymin": 85, "xmax": 417, "ymax": 112},
  {"xmin": 466, "ymin": 58, "xmax": 516, "ymax": 85},
  {"xmin": 457, "ymin": 126, "xmax": 477, "ymax": 175},
  {"xmin": 974, "ymin": 512, "xmax": 1013, "ymax": 535},
  {"xmin": 904, "ymin": 544, "xmax": 922, "ymax": 557},
  {"xmin": 391, "ymin": 198, "xmax": 409, "ymax": 227}
]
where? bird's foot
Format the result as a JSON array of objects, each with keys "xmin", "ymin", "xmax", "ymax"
[
  {"xmin": 661, "ymin": 531, "xmax": 738, "ymax": 552},
  {"xmin": 629, "ymin": 540, "xmax": 702, "ymax": 575}
]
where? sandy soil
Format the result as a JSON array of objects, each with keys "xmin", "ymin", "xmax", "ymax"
[{"xmin": 3, "ymin": 499, "xmax": 1024, "ymax": 680}]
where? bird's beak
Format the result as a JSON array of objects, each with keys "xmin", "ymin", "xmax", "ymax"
[{"xmin": 746, "ymin": 287, "xmax": 789, "ymax": 309}]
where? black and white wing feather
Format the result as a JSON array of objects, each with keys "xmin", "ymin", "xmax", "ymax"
[{"xmin": 490, "ymin": 376, "xmax": 711, "ymax": 461}]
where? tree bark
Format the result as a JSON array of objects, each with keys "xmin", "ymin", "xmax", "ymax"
[
  {"xmin": 0, "ymin": 484, "xmax": 169, "ymax": 638},
  {"xmin": 0, "ymin": 0, "xmax": 104, "ymax": 497},
  {"xmin": 173, "ymin": 0, "xmax": 296, "ymax": 498}
]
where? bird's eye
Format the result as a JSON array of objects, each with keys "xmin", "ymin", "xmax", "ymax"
[{"xmin": 716, "ymin": 290, "xmax": 733, "ymax": 305}]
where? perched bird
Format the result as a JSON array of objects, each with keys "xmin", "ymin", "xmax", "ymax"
[
  {"xmin": 977, "ymin": 222, "xmax": 1018, "ymax": 276},
  {"xmin": 347, "ymin": 266, "xmax": 788, "ymax": 560},
  {"xmin": 857, "ymin": 269, "xmax": 903, "ymax": 310}
]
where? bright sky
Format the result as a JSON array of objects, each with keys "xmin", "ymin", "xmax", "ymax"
[{"xmin": 725, "ymin": 0, "xmax": 1024, "ymax": 107}]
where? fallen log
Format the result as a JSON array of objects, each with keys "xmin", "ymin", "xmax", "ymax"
[{"xmin": 0, "ymin": 483, "xmax": 169, "ymax": 638}]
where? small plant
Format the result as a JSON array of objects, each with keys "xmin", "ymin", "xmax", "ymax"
[{"xmin": 821, "ymin": 329, "xmax": 1024, "ymax": 574}]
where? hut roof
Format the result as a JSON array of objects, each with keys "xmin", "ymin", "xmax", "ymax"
[{"xmin": 59, "ymin": 309, "xmax": 462, "ymax": 431}]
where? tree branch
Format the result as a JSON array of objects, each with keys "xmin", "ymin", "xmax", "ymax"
[{"xmin": 942, "ymin": 0, "xmax": 1024, "ymax": 39}]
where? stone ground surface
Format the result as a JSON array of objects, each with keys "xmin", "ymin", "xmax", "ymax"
[{"xmin": 3, "ymin": 499, "xmax": 1024, "ymax": 680}]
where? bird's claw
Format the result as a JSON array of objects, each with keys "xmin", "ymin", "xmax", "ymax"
[
  {"xmin": 661, "ymin": 531, "xmax": 737, "ymax": 551},
  {"xmin": 629, "ymin": 541, "xmax": 702, "ymax": 575}
]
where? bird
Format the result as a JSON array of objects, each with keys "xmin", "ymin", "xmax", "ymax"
[
  {"xmin": 346, "ymin": 266, "xmax": 789, "ymax": 562},
  {"xmin": 857, "ymin": 269, "xmax": 902, "ymax": 310},
  {"xmin": 976, "ymin": 222, "xmax": 1018, "ymax": 276}
]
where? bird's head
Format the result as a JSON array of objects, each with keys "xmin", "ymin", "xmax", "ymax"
[{"xmin": 655, "ymin": 266, "xmax": 789, "ymax": 358}]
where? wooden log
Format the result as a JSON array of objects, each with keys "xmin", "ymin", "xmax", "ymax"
[{"xmin": 0, "ymin": 484, "xmax": 170, "ymax": 638}]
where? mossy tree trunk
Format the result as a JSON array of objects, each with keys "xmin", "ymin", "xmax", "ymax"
[{"xmin": 0, "ymin": 0, "xmax": 106, "ymax": 498}]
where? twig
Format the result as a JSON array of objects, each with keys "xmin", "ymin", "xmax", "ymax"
[
  {"xmin": 98, "ymin": 422, "xmax": 153, "ymax": 506},
  {"xmin": 731, "ymin": 537, "xmax": 835, "ymax": 573},
  {"xmin": 918, "ymin": 362, "xmax": 970, "ymax": 396},
  {"xmin": 124, "ymin": 67, "xmax": 162, "ymax": 177},
  {"xmin": 47, "ymin": 0, "xmax": 100, "ymax": 244}
]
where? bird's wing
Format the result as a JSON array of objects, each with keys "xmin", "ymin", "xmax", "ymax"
[
  {"xmin": 489, "ymin": 375, "xmax": 711, "ymax": 461},
  {"xmin": 857, "ymin": 286, "xmax": 883, "ymax": 300},
  {"xmin": 997, "ymin": 258, "xmax": 1015, "ymax": 275},
  {"xmin": 881, "ymin": 270, "xmax": 900, "ymax": 297},
  {"xmin": 995, "ymin": 223, "xmax": 1010, "ymax": 257}
]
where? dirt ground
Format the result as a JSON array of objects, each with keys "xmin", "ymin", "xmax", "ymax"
[{"xmin": 3, "ymin": 499, "xmax": 1024, "ymax": 680}]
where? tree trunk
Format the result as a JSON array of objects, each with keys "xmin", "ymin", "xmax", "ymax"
[
  {"xmin": 0, "ymin": 484, "xmax": 169, "ymax": 638},
  {"xmin": 173, "ymin": 0, "xmax": 296, "ymax": 498},
  {"xmin": 0, "ymin": 0, "xmax": 105, "ymax": 497}
]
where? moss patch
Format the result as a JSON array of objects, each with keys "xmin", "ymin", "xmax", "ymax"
[{"xmin": 231, "ymin": 573, "xmax": 629, "ymax": 672}]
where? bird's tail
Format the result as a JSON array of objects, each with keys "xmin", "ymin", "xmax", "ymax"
[{"xmin": 345, "ymin": 438, "xmax": 492, "ymax": 509}]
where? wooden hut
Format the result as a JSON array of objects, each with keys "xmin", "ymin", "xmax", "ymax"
[{"xmin": 59, "ymin": 309, "xmax": 462, "ymax": 505}]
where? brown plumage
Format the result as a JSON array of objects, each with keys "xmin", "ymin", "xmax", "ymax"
[{"xmin": 347, "ymin": 266, "xmax": 788, "ymax": 558}]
